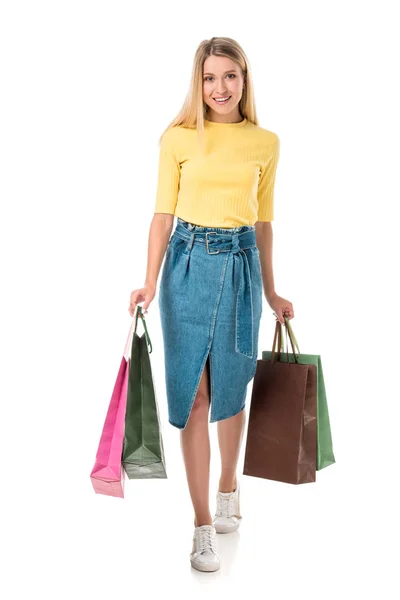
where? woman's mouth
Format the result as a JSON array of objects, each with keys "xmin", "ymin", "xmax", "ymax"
[{"xmin": 213, "ymin": 96, "xmax": 231, "ymax": 105}]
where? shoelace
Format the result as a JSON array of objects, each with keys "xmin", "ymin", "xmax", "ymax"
[
  {"xmin": 194, "ymin": 527, "xmax": 217, "ymax": 553},
  {"xmin": 216, "ymin": 492, "xmax": 236, "ymax": 518}
]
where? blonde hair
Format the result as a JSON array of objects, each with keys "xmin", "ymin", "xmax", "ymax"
[{"xmin": 158, "ymin": 36, "xmax": 260, "ymax": 149}]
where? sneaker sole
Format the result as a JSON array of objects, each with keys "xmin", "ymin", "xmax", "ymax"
[
  {"xmin": 190, "ymin": 558, "xmax": 220, "ymax": 572},
  {"xmin": 213, "ymin": 519, "xmax": 242, "ymax": 534}
]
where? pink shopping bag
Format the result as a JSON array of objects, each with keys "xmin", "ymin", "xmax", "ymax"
[{"xmin": 90, "ymin": 319, "xmax": 135, "ymax": 497}]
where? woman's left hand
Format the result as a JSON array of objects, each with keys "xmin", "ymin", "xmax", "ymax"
[{"xmin": 266, "ymin": 292, "xmax": 294, "ymax": 324}]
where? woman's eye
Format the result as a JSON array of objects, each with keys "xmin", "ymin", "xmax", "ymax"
[{"xmin": 204, "ymin": 74, "xmax": 236, "ymax": 82}]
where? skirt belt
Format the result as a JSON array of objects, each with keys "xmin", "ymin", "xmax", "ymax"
[{"xmin": 173, "ymin": 225, "xmax": 257, "ymax": 359}]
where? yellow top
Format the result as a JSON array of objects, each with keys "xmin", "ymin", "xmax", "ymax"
[{"xmin": 154, "ymin": 117, "xmax": 280, "ymax": 227}]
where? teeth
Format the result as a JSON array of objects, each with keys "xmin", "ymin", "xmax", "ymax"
[{"xmin": 214, "ymin": 96, "xmax": 230, "ymax": 102}]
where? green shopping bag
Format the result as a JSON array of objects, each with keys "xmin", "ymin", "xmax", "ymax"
[
  {"xmin": 122, "ymin": 306, "xmax": 168, "ymax": 479},
  {"xmin": 261, "ymin": 316, "xmax": 335, "ymax": 471}
]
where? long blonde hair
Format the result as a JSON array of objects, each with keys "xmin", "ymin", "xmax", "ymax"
[{"xmin": 159, "ymin": 37, "xmax": 260, "ymax": 149}]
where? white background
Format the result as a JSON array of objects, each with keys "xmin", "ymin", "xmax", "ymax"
[{"xmin": 1, "ymin": 1, "xmax": 399, "ymax": 598}]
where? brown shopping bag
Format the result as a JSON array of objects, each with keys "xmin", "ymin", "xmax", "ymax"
[
  {"xmin": 262, "ymin": 316, "xmax": 335, "ymax": 472},
  {"xmin": 243, "ymin": 318, "xmax": 317, "ymax": 484}
]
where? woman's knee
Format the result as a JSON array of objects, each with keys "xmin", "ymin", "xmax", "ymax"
[{"xmin": 191, "ymin": 389, "xmax": 209, "ymax": 414}]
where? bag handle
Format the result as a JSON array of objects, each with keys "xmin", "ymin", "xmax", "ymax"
[
  {"xmin": 123, "ymin": 315, "xmax": 136, "ymax": 360},
  {"xmin": 135, "ymin": 305, "xmax": 152, "ymax": 353},
  {"xmin": 123, "ymin": 305, "xmax": 153, "ymax": 359},
  {"xmin": 284, "ymin": 317, "xmax": 300, "ymax": 357},
  {"xmin": 271, "ymin": 317, "xmax": 284, "ymax": 359},
  {"xmin": 270, "ymin": 314, "xmax": 300, "ymax": 363}
]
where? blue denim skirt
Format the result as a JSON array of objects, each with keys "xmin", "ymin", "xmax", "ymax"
[{"xmin": 158, "ymin": 217, "xmax": 263, "ymax": 430}]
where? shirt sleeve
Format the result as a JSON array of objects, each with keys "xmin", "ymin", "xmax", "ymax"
[
  {"xmin": 154, "ymin": 128, "xmax": 180, "ymax": 215},
  {"xmin": 257, "ymin": 134, "xmax": 280, "ymax": 222}
]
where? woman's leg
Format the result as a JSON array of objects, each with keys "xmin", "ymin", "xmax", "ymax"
[
  {"xmin": 216, "ymin": 409, "xmax": 246, "ymax": 492},
  {"xmin": 180, "ymin": 356, "xmax": 213, "ymax": 527}
]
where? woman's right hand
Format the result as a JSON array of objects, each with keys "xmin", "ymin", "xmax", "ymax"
[{"xmin": 128, "ymin": 283, "xmax": 156, "ymax": 317}]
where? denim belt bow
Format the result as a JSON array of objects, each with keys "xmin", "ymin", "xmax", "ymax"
[{"xmin": 178, "ymin": 227, "xmax": 256, "ymax": 359}]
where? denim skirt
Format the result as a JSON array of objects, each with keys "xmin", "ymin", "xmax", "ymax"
[{"xmin": 158, "ymin": 217, "xmax": 263, "ymax": 430}]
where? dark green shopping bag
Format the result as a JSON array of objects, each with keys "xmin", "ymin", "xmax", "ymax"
[
  {"xmin": 261, "ymin": 316, "xmax": 335, "ymax": 471},
  {"xmin": 122, "ymin": 306, "xmax": 167, "ymax": 479}
]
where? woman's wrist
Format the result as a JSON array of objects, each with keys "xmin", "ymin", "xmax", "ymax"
[
  {"xmin": 265, "ymin": 290, "xmax": 277, "ymax": 303},
  {"xmin": 145, "ymin": 281, "xmax": 156, "ymax": 292}
]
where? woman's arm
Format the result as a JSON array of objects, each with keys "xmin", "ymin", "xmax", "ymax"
[
  {"xmin": 145, "ymin": 213, "xmax": 174, "ymax": 289},
  {"xmin": 128, "ymin": 213, "xmax": 174, "ymax": 317},
  {"xmin": 255, "ymin": 221, "xmax": 276, "ymax": 303},
  {"xmin": 255, "ymin": 221, "xmax": 294, "ymax": 323}
]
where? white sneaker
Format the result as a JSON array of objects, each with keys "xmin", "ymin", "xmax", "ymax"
[
  {"xmin": 190, "ymin": 524, "xmax": 220, "ymax": 572},
  {"xmin": 212, "ymin": 479, "xmax": 242, "ymax": 533}
]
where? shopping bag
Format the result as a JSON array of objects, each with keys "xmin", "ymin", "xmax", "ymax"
[
  {"xmin": 122, "ymin": 305, "xmax": 167, "ymax": 479},
  {"xmin": 90, "ymin": 318, "xmax": 136, "ymax": 497},
  {"xmin": 243, "ymin": 318, "xmax": 318, "ymax": 484},
  {"xmin": 262, "ymin": 317, "xmax": 335, "ymax": 471}
]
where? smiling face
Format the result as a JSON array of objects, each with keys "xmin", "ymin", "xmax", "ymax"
[{"xmin": 202, "ymin": 55, "xmax": 245, "ymax": 122}]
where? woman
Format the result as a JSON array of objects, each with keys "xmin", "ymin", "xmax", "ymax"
[{"xmin": 128, "ymin": 37, "xmax": 294, "ymax": 572}]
